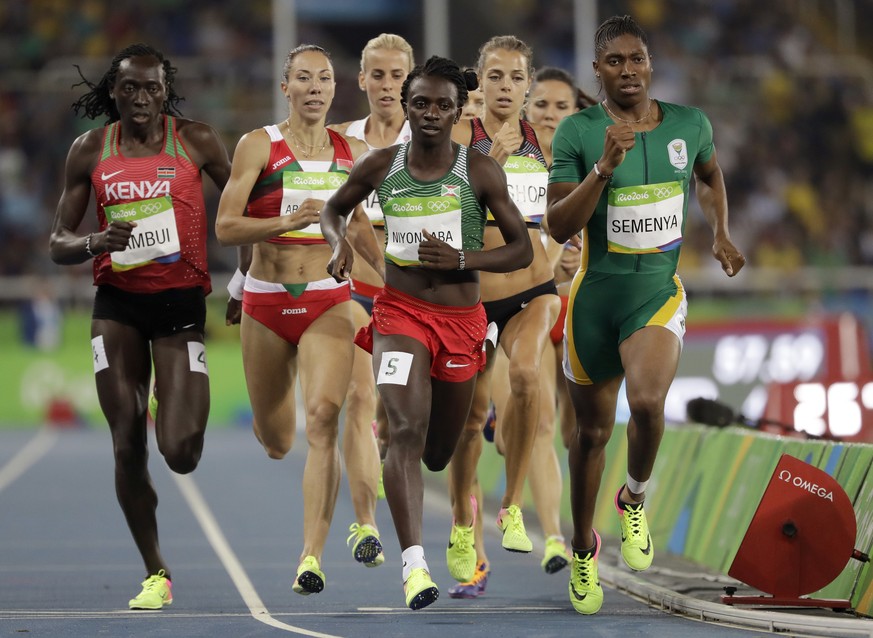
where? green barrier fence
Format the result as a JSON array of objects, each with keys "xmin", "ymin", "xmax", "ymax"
[
  {"xmin": 470, "ymin": 421, "xmax": 873, "ymax": 617},
  {"xmin": 0, "ymin": 309, "xmax": 250, "ymax": 428}
]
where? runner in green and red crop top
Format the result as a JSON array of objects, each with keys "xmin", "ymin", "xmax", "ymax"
[
  {"xmin": 546, "ymin": 15, "xmax": 746, "ymax": 615},
  {"xmin": 321, "ymin": 55, "xmax": 532, "ymax": 610},
  {"xmin": 215, "ymin": 44, "xmax": 385, "ymax": 597},
  {"xmin": 48, "ymin": 44, "xmax": 232, "ymax": 610},
  {"xmin": 444, "ymin": 35, "xmax": 563, "ymax": 592}
]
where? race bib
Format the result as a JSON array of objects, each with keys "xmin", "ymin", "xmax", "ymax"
[
  {"xmin": 279, "ymin": 171, "xmax": 347, "ymax": 239},
  {"xmin": 607, "ymin": 182, "xmax": 684, "ymax": 254},
  {"xmin": 488, "ymin": 156, "xmax": 548, "ymax": 224},
  {"xmin": 105, "ymin": 196, "xmax": 180, "ymax": 271},
  {"xmin": 384, "ymin": 196, "xmax": 462, "ymax": 266}
]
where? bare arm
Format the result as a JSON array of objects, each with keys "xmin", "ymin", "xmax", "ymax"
[
  {"xmin": 346, "ymin": 205, "xmax": 385, "ymax": 281},
  {"xmin": 322, "ymin": 149, "xmax": 391, "ymax": 281},
  {"xmin": 693, "ymin": 151, "xmax": 745, "ymax": 277},
  {"xmin": 546, "ymin": 122, "xmax": 634, "ymax": 243},
  {"xmin": 215, "ymin": 130, "xmax": 320, "ymax": 246},
  {"xmin": 49, "ymin": 130, "xmax": 137, "ymax": 264},
  {"xmin": 179, "ymin": 119, "xmax": 232, "ymax": 191}
]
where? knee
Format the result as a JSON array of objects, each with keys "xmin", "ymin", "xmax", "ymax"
[
  {"xmin": 306, "ymin": 403, "xmax": 341, "ymax": 450},
  {"xmin": 573, "ymin": 419, "xmax": 613, "ymax": 450},
  {"xmin": 463, "ymin": 402, "xmax": 490, "ymax": 434},
  {"xmin": 387, "ymin": 420, "xmax": 426, "ymax": 458},
  {"xmin": 160, "ymin": 434, "xmax": 204, "ymax": 474},
  {"xmin": 254, "ymin": 422, "xmax": 292, "ymax": 459},
  {"xmin": 508, "ymin": 362, "xmax": 540, "ymax": 402},
  {"xmin": 626, "ymin": 391, "xmax": 666, "ymax": 426}
]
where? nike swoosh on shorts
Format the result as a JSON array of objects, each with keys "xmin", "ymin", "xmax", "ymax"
[{"xmin": 445, "ymin": 360, "xmax": 471, "ymax": 368}]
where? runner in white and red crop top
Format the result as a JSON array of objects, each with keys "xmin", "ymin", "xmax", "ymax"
[{"xmin": 215, "ymin": 44, "xmax": 385, "ymax": 596}]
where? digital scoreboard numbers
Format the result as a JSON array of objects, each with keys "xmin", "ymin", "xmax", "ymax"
[
  {"xmin": 672, "ymin": 313, "xmax": 872, "ymax": 441},
  {"xmin": 766, "ymin": 377, "xmax": 873, "ymax": 441}
]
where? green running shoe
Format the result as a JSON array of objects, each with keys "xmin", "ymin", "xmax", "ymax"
[
  {"xmin": 615, "ymin": 487, "xmax": 653, "ymax": 571},
  {"xmin": 541, "ymin": 535, "xmax": 571, "ymax": 574},
  {"xmin": 404, "ymin": 568, "xmax": 439, "ymax": 610},
  {"xmin": 128, "ymin": 569, "xmax": 173, "ymax": 610},
  {"xmin": 292, "ymin": 555, "xmax": 325, "ymax": 595},
  {"xmin": 346, "ymin": 522, "xmax": 385, "ymax": 567},
  {"xmin": 496, "ymin": 504, "xmax": 532, "ymax": 553},
  {"xmin": 568, "ymin": 531, "xmax": 603, "ymax": 615}
]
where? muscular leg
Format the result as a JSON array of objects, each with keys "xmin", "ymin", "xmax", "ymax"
[
  {"xmin": 93, "ymin": 319, "xmax": 167, "ymax": 577},
  {"xmin": 151, "ymin": 330, "xmax": 209, "ymax": 475},
  {"xmin": 619, "ymin": 326, "xmax": 680, "ymax": 502},
  {"xmin": 556, "ymin": 342, "xmax": 576, "ymax": 450},
  {"xmin": 567, "ymin": 376, "xmax": 623, "ymax": 551},
  {"xmin": 342, "ymin": 300, "xmax": 380, "ymax": 526},
  {"xmin": 448, "ymin": 351, "xmax": 495, "ymax": 532},
  {"xmin": 240, "ymin": 312, "xmax": 298, "ymax": 458},
  {"xmin": 423, "ymin": 376, "xmax": 477, "ymax": 472},
  {"xmin": 497, "ymin": 294, "xmax": 560, "ymax": 508},
  {"xmin": 374, "ymin": 334, "xmax": 434, "ymax": 550},
  {"xmin": 296, "ymin": 303, "xmax": 356, "ymax": 561},
  {"xmin": 526, "ymin": 343, "xmax": 564, "ymax": 540}
]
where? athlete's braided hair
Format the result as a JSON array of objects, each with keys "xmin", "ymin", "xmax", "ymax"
[
  {"xmin": 594, "ymin": 15, "xmax": 650, "ymax": 59},
  {"xmin": 71, "ymin": 43, "xmax": 183, "ymax": 124},
  {"xmin": 401, "ymin": 55, "xmax": 477, "ymax": 112}
]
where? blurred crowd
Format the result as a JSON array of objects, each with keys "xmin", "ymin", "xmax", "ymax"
[{"xmin": 1, "ymin": 0, "xmax": 872, "ymax": 287}]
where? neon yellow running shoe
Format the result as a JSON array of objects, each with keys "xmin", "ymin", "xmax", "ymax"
[
  {"xmin": 446, "ymin": 494, "xmax": 477, "ymax": 582},
  {"xmin": 346, "ymin": 523, "xmax": 385, "ymax": 567},
  {"xmin": 128, "ymin": 569, "xmax": 173, "ymax": 610},
  {"xmin": 541, "ymin": 535, "xmax": 571, "ymax": 574},
  {"xmin": 615, "ymin": 487, "xmax": 654, "ymax": 571},
  {"xmin": 496, "ymin": 504, "xmax": 532, "ymax": 553},
  {"xmin": 404, "ymin": 568, "xmax": 439, "ymax": 610},
  {"xmin": 292, "ymin": 555, "xmax": 325, "ymax": 595},
  {"xmin": 568, "ymin": 530, "xmax": 603, "ymax": 615}
]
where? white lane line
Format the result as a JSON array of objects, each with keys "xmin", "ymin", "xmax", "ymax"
[
  {"xmin": 0, "ymin": 428, "xmax": 58, "ymax": 493},
  {"xmin": 0, "ymin": 606, "xmax": 566, "ymax": 621},
  {"xmin": 171, "ymin": 473, "xmax": 342, "ymax": 638}
]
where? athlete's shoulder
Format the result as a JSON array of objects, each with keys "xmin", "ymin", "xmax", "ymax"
[
  {"xmin": 659, "ymin": 101, "xmax": 710, "ymax": 125},
  {"xmin": 69, "ymin": 127, "xmax": 105, "ymax": 155},
  {"xmin": 466, "ymin": 144, "xmax": 504, "ymax": 181},
  {"xmin": 559, "ymin": 104, "xmax": 608, "ymax": 135},
  {"xmin": 341, "ymin": 133, "xmax": 370, "ymax": 160},
  {"xmin": 174, "ymin": 117, "xmax": 223, "ymax": 147},
  {"xmin": 328, "ymin": 120, "xmax": 353, "ymax": 135}
]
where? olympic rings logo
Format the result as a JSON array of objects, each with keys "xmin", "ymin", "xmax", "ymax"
[
  {"xmin": 428, "ymin": 200, "xmax": 451, "ymax": 212},
  {"xmin": 328, "ymin": 175, "xmax": 345, "ymax": 188},
  {"xmin": 653, "ymin": 187, "xmax": 674, "ymax": 198},
  {"xmin": 140, "ymin": 202, "xmax": 163, "ymax": 214}
]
